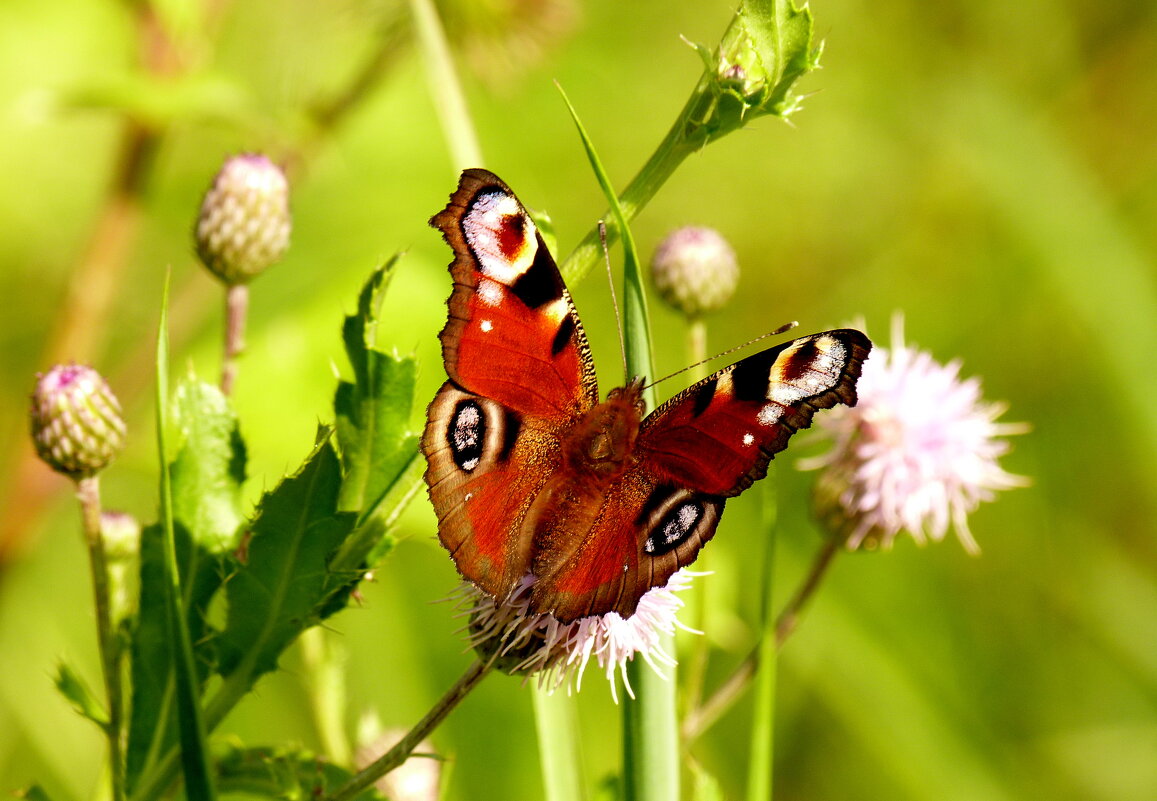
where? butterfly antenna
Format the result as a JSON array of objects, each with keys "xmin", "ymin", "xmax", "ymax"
[
  {"xmin": 642, "ymin": 321, "xmax": 799, "ymax": 391},
  {"xmin": 599, "ymin": 221, "xmax": 629, "ymax": 380}
]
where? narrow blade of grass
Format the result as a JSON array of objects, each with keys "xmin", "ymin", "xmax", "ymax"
[{"xmin": 154, "ymin": 275, "xmax": 216, "ymax": 801}]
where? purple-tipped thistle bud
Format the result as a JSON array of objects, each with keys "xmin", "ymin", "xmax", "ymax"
[
  {"xmin": 30, "ymin": 364, "xmax": 126, "ymax": 479},
  {"xmin": 650, "ymin": 226, "xmax": 740, "ymax": 318},
  {"xmin": 195, "ymin": 154, "xmax": 291, "ymax": 285}
]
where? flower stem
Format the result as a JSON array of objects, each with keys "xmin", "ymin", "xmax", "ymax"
[
  {"xmin": 560, "ymin": 115, "xmax": 694, "ymax": 284},
  {"xmin": 532, "ymin": 685, "xmax": 586, "ymax": 801},
  {"xmin": 220, "ymin": 284, "xmax": 248, "ymax": 396},
  {"xmin": 774, "ymin": 537, "xmax": 839, "ymax": 646},
  {"xmin": 681, "ymin": 537, "xmax": 841, "ymax": 742},
  {"xmin": 77, "ymin": 476, "xmax": 124, "ymax": 801},
  {"xmin": 682, "ymin": 318, "xmax": 711, "ymax": 713},
  {"xmin": 322, "ymin": 659, "xmax": 493, "ymax": 801},
  {"xmin": 409, "ymin": 0, "xmax": 483, "ymax": 172}
]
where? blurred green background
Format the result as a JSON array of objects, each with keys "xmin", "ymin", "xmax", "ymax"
[{"xmin": 1, "ymin": 0, "xmax": 1155, "ymax": 799}]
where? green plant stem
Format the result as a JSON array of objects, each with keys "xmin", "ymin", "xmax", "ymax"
[
  {"xmin": 155, "ymin": 279, "xmax": 217, "ymax": 801},
  {"xmin": 682, "ymin": 318, "xmax": 711, "ymax": 714},
  {"xmin": 408, "ymin": 0, "xmax": 483, "ymax": 172},
  {"xmin": 560, "ymin": 117, "xmax": 694, "ymax": 284},
  {"xmin": 745, "ymin": 479, "xmax": 779, "ymax": 801},
  {"xmin": 681, "ymin": 537, "xmax": 841, "ymax": 742},
  {"xmin": 77, "ymin": 476, "xmax": 124, "ymax": 801},
  {"xmin": 532, "ymin": 686, "xmax": 585, "ymax": 801},
  {"xmin": 220, "ymin": 284, "xmax": 247, "ymax": 397},
  {"xmin": 301, "ymin": 628, "xmax": 351, "ymax": 766},
  {"xmin": 322, "ymin": 659, "xmax": 493, "ymax": 801}
]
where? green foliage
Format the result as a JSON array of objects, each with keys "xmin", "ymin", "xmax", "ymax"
[
  {"xmin": 334, "ymin": 258, "xmax": 420, "ymax": 524},
  {"xmin": 215, "ymin": 746, "xmax": 386, "ymax": 801},
  {"xmin": 127, "ymin": 379, "xmax": 244, "ymax": 794},
  {"xmin": 53, "ymin": 663, "xmax": 108, "ymax": 728},
  {"xmin": 5, "ymin": 0, "xmax": 1156, "ymax": 800},
  {"xmin": 215, "ymin": 438, "xmax": 356, "ymax": 682}
]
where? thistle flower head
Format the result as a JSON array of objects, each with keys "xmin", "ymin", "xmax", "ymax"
[
  {"xmin": 651, "ymin": 226, "xmax": 740, "ymax": 317},
  {"xmin": 800, "ymin": 316, "xmax": 1028, "ymax": 553},
  {"xmin": 30, "ymin": 364, "xmax": 125, "ymax": 479},
  {"xmin": 459, "ymin": 571, "xmax": 700, "ymax": 703},
  {"xmin": 195, "ymin": 154, "xmax": 290, "ymax": 285}
]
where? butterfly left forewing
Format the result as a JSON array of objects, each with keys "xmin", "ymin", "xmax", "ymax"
[{"xmin": 423, "ymin": 170, "xmax": 600, "ymax": 602}]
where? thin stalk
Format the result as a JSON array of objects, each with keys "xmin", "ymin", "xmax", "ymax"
[
  {"xmin": 560, "ymin": 111, "xmax": 695, "ymax": 284},
  {"xmin": 681, "ymin": 318, "xmax": 710, "ymax": 714},
  {"xmin": 408, "ymin": 0, "xmax": 483, "ymax": 172},
  {"xmin": 77, "ymin": 476, "xmax": 124, "ymax": 801},
  {"xmin": 682, "ymin": 537, "xmax": 842, "ymax": 742},
  {"xmin": 155, "ymin": 279, "xmax": 216, "ymax": 801},
  {"xmin": 220, "ymin": 284, "xmax": 248, "ymax": 396},
  {"xmin": 532, "ymin": 686, "xmax": 586, "ymax": 801},
  {"xmin": 557, "ymin": 84, "xmax": 677, "ymax": 801},
  {"xmin": 301, "ymin": 628, "xmax": 351, "ymax": 766},
  {"xmin": 745, "ymin": 480, "xmax": 779, "ymax": 801},
  {"xmin": 321, "ymin": 659, "xmax": 493, "ymax": 801},
  {"xmin": 774, "ymin": 537, "xmax": 839, "ymax": 646}
]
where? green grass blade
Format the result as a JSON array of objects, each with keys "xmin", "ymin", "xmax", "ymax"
[
  {"xmin": 557, "ymin": 83, "xmax": 676, "ymax": 801},
  {"xmin": 746, "ymin": 480, "xmax": 779, "ymax": 801},
  {"xmin": 409, "ymin": 0, "xmax": 482, "ymax": 171},
  {"xmin": 533, "ymin": 686, "xmax": 586, "ymax": 801},
  {"xmin": 154, "ymin": 276, "xmax": 217, "ymax": 801}
]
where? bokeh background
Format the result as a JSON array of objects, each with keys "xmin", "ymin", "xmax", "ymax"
[{"xmin": 1, "ymin": 0, "xmax": 1155, "ymax": 799}]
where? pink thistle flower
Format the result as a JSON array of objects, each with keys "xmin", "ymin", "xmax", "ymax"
[
  {"xmin": 799, "ymin": 315, "xmax": 1028, "ymax": 553},
  {"xmin": 457, "ymin": 570, "xmax": 701, "ymax": 702}
]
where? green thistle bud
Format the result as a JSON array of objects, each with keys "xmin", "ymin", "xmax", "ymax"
[
  {"xmin": 30, "ymin": 364, "xmax": 126, "ymax": 479},
  {"xmin": 680, "ymin": 0, "xmax": 819, "ymax": 148},
  {"xmin": 650, "ymin": 226, "xmax": 740, "ymax": 318},
  {"xmin": 195, "ymin": 154, "xmax": 291, "ymax": 285}
]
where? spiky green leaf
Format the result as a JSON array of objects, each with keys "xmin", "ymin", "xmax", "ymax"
[{"xmin": 215, "ymin": 439, "xmax": 357, "ymax": 684}]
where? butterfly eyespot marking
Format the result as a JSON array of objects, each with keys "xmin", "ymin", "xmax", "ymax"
[
  {"xmin": 645, "ymin": 500, "xmax": 704, "ymax": 555},
  {"xmin": 480, "ymin": 319, "xmax": 493, "ymax": 332},
  {"xmin": 464, "ymin": 191, "xmax": 537, "ymax": 284},
  {"xmin": 742, "ymin": 432, "xmax": 755, "ymax": 446},
  {"xmin": 448, "ymin": 400, "xmax": 485, "ymax": 472}
]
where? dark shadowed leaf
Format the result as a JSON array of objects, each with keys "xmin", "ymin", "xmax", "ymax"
[
  {"xmin": 215, "ymin": 745, "xmax": 386, "ymax": 801},
  {"xmin": 126, "ymin": 376, "xmax": 245, "ymax": 793},
  {"xmin": 215, "ymin": 439, "xmax": 357, "ymax": 684}
]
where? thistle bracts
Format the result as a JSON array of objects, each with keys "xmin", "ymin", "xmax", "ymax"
[
  {"xmin": 195, "ymin": 154, "xmax": 291, "ymax": 285},
  {"xmin": 30, "ymin": 363, "xmax": 126, "ymax": 479}
]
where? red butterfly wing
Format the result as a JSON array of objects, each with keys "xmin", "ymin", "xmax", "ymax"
[
  {"xmin": 638, "ymin": 330, "xmax": 872, "ymax": 496},
  {"xmin": 528, "ymin": 330, "xmax": 871, "ymax": 621},
  {"xmin": 429, "ymin": 168, "xmax": 598, "ymax": 420},
  {"xmin": 423, "ymin": 170, "xmax": 599, "ymax": 601}
]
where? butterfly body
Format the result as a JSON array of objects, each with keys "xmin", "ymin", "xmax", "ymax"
[{"xmin": 423, "ymin": 169, "xmax": 871, "ymax": 622}]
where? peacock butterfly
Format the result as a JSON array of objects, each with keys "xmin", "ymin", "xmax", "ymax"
[{"xmin": 422, "ymin": 169, "xmax": 871, "ymax": 623}]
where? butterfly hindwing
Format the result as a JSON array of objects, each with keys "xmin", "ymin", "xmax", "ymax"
[
  {"xmin": 527, "ymin": 330, "xmax": 871, "ymax": 620},
  {"xmin": 423, "ymin": 170, "xmax": 599, "ymax": 599}
]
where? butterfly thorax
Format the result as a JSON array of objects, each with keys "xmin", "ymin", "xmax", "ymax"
[{"xmin": 562, "ymin": 380, "xmax": 647, "ymax": 482}]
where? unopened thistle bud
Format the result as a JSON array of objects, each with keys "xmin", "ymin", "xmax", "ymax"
[
  {"xmin": 195, "ymin": 154, "xmax": 291, "ymax": 285},
  {"xmin": 650, "ymin": 226, "xmax": 740, "ymax": 318},
  {"xmin": 30, "ymin": 364, "xmax": 126, "ymax": 479}
]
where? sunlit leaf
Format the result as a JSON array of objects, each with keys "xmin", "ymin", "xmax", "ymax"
[{"xmin": 53, "ymin": 662, "xmax": 107, "ymax": 727}]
